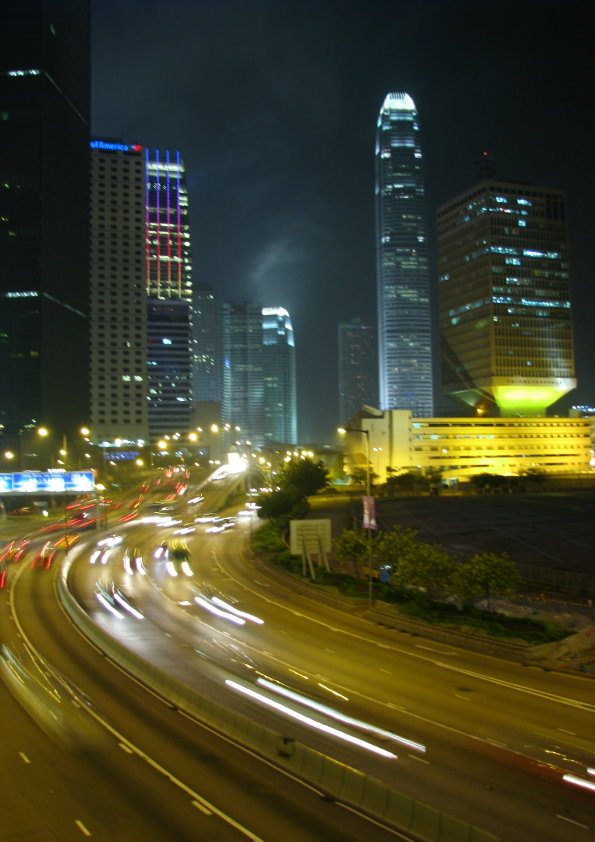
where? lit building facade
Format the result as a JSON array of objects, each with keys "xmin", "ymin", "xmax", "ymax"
[
  {"xmin": 262, "ymin": 307, "xmax": 297, "ymax": 445},
  {"xmin": 375, "ymin": 92, "xmax": 433, "ymax": 416},
  {"xmin": 192, "ymin": 284, "xmax": 220, "ymax": 403},
  {"xmin": 145, "ymin": 148, "xmax": 192, "ymax": 300},
  {"xmin": 338, "ymin": 317, "xmax": 377, "ymax": 425},
  {"xmin": 437, "ymin": 179, "xmax": 576, "ymax": 416},
  {"xmin": 220, "ymin": 302, "xmax": 264, "ymax": 446},
  {"xmin": 89, "ymin": 141, "xmax": 149, "ymax": 443},
  {"xmin": 89, "ymin": 142, "xmax": 194, "ymax": 444},
  {"xmin": 147, "ymin": 298, "xmax": 192, "ymax": 440},
  {"xmin": 0, "ymin": 2, "xmax": 91, "ymax": 441},
  {"xmin": 341, "ymin": 408, "xmax": 591, "ymax": 483}
]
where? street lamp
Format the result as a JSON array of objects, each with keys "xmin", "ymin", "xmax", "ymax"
[{"xmin": 338, "ymin": 426, "xmax": 375, "ymax": 608}]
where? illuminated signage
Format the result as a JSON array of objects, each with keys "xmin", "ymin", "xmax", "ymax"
[
  {"xmin": 90, "ymin": 140, "xmax": 143, "ymax": 152},
  {"xmin": 0, "ymin": 472, "xmax": 95, "ymax": 494},
  {"xmin": 103, "ymin": 451, "xmax": 139, "ymax": 461}
]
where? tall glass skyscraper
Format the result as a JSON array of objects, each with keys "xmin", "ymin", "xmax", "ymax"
[
  {"xmin": 262, "ymin": 307, "xmax": 297, "ymax": 445},
  {"xmin": 375, "ymin": 92, "xmax": 433, "ymax": 416}
]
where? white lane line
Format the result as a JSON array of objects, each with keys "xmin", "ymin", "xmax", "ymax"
[
  {"xmin": 434, "ymin": 661, "xmax": 595, "ymax": 713},
  {"xmin": 192, "ymin": 799, "xmax": 213, "ymax": 815},
  {"xmin": 558, "ymin": 728, "xmax": 576, "ymax": 735},
  {"xmin": 119, "ymin": 742, "xmax": 134, "ymax": 753},
  {"xmin": 408, "ymin": 754, "xmax": 430, "ymax": 765},
  {"xmin": 415, "ymin": 644, "xmax": 456, "ymax": 655},
  {"xmin": 556, "ymin": 814, "xmax": 589, "ymax": 829},
  {"xmin": 455, "ymin": 694, "xmax": 472, "ymax": 702},
  {"xmin": 379, "ymin": 668, "xmax": 391, "ymax": 674},
  {"xmin": 75, "ymin": 820, "xmax": 92, "ymax": 836},
  {"xmin": 19, "ymin": 752, "xmax": 30, "ymax": 763}
]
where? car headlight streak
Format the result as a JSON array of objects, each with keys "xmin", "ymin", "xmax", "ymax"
[
  {"xmin": 256, "ymin": 677, "xmax": 425, "ymax": 753},
  {"xmin": 211, "ymin": 596, "xmax": 264, "ymax": 625},
  {"xmin": 563, "ymin": 774, "xmax": 595, "ymax": 793},
  {"xmin": 194, "ymin": 595, "xmax": 245, "ymax": 625},
  {"xmin": 226, "ymin": 679, "xmax": 396, "ymax": 759}
]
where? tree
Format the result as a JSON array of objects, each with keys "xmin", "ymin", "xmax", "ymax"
[
  {"xmin": 453, "ymin": 552, "xmax": 521, "ymax": 610},
  {"xmin": 333, "ymin": 529, "xmax": 372, "ymax": 578},
  {"xmin": 376, "ymin": 526, "xmax": 454, "ymax": 597},
  {"xmin": 257, "ymin": 487, "xmax": 309, "ymax": 523},
  {"xmin": 279, "ymin": 458, "xmax": 329, "ymax": 498},
  {"xmin": 348, "ymin": 466, "xmax": 379, "ymax": 489}
]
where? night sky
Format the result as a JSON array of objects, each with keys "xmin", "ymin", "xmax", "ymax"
[{"xmin": 92, "ymin": 0, "xmax": 594, "ymax": 442}]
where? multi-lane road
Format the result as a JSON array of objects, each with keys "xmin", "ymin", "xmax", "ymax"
[{"xmin": 1, "ymin": 476, "xmax": 594, "ymax": 840}]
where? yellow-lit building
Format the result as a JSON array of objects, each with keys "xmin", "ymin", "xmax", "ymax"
[{"xmin": 341, "ymin": 408, "xmax": 592, "ymax": 483}]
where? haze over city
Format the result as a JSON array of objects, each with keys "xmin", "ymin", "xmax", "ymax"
[{"xmin": 92, "ymin": 0, "xmax": 594, "ymax": 441}]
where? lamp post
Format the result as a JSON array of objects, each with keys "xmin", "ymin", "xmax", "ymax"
[{"xmin": 338, "ymin": 426, "xmax": 375, "ymax": 607}]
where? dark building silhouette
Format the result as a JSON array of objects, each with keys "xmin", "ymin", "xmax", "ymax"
[
  {"xmin": 338, "ymin": 317, "xmax": 377, "ymax": 424},
  {"xmin": 0, "ymin": 1, "xmax": 91, "ymax": 442}
]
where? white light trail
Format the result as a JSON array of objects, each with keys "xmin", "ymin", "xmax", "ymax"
[
  {"xmin": 226, "ymin": 679, "xmax": 396, "ymax": 759},
  {"xmin": 96, "ymin": 593, "xmax": 123, "ymax": 619},
  {"xmin": 194, "ymin": 595, "xmax": 245, "ymax": 625},
  {"xmin": 563, "ymin": 774, "xmax": 595, "ymax": 793},
  {"xmin": 257, "ymin": 677, "xmax": 425, "ymax": 753},
  {"xmin": 112, "ymin": 591, "xmax": 144, "ymax": 620},
  {"xmin": 211, "ymin": 596, "xmax": 264, "ymax": 625}
]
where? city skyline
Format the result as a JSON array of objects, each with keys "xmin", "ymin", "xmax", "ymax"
[{"xmin": 90, "ymin": 1, "xmax": 593, "ymax": 440}]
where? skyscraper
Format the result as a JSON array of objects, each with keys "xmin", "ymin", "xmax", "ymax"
[
  {"xmin": 375, "ymin": 92, "xmax": 433, "ymax": 416},
  {"xmin": 89, "ymin": 142, "xmax": 194, "ymax": 444},
  {"xmin": 145, "ymin": 148, "xmax": 193, "ymax": 440},
  {"xmin": 0, "ymin": 2, "xmax": 90, "ymax": 443},
  {"xmin": 262, "ymin": 307, "xmax": 297, "ymax": 445},
  {"xmin": 89, "ymin": 140, "xmax": 149, "ymax": 443},
  {"xmin": 338, "ymin": 317, "xmax": 377, "ymax": 424},
  {"xmin": 192, "ymin": 284, "xmax": 220, "ymax": 403},
  {"xmin": 145, "ymin": 148, "xmax": 192, "ymax": 301},
  {"xmin": 437, "ymin": 178, "xmax": 576, "ymax": 415},
  {"xmin": 147, "ymin": 298, "xmax": 192, "ymax": 440},
  {"xmin": 220, "ymin": 302, "xmax": 264, "ymax": 446}
]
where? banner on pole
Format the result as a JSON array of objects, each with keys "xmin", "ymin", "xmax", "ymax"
[{"xmin": 363, "ymin": 496, "xmax": 377, "ymax": 529}]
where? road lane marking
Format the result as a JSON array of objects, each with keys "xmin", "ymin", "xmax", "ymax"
[
  {"xmin": 433, "ymin": 661, "xmax": 595, "ymax": 713},
  {"xmin": 75, "ymin": 820, "xmax": 92, "ymax": 836},
  {"xmin": 408, "ymin": 754, "xmax": 430, "ymax": 764},
  {"xmin": 558, "ymin": 728, "xmax": 576, "ymax": 735},
  {"xmin": 192, "ymin": 799, "xmax": 213, "ymax": 815},
  {"xmin": 19, "ymin": 752, "xmax": 30, "ymax": 763},
  {"xmin": 119, "ymin": 742, "xmax": 134, "ymax": 753},
  {"xmin": 415, "ymin": 644, "xmax": 456, "ymax": 655},
  {"xmin": 556, "ymin": 815, "xmax": 589, "ymax": 829}
]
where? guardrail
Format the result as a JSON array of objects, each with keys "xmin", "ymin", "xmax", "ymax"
[{"xmin": 58, "ymin": 557, "xmax": 504, "ymax": 842}]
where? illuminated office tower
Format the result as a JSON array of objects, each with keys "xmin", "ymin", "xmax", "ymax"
[
  {"xmin": 437, "ymin": 179, "xmax": 576, "ymax": 415},
  {"xmin": 89, "ymin": 141, "xmax": 149, "ymax": 443},
  {"xmin": 147, "ymin": 298, "xmax": 192, "ymax": 440},
  {"xmin": 0, "ymin": 2, "xmax": 90, "ymax": 442},
  {"xmin": 262, "ymin": 307, "xmax": 297, "ymax": 445},
  {"xmin": 338, "ymin": 317, "xmax": 377, "ymax": 424},
  {"xmin": 145, "ymin": 148, "xmax": 192, "ymax": 300},
  {"xmin": 375, "ymin": 92, "xmax": 433, "ymax": 416},
  {"xmin": 89, "ymin": 142, "xmax": 194, "ymax": 443},
  {"xmin": 220, "ymin": 302, "xmax": 264, "ymax": 446},
  {"xmin": 145, "ymin": 149, "xmax": 193, "ymax": 440},
  {"xmin": 192, "ymin": 284, "xmax": 220, "ymax": 403}
]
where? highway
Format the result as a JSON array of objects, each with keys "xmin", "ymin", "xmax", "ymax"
[{"xmin": 2, "ymin": 475, "xmax": 594, "ymax": 840}]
